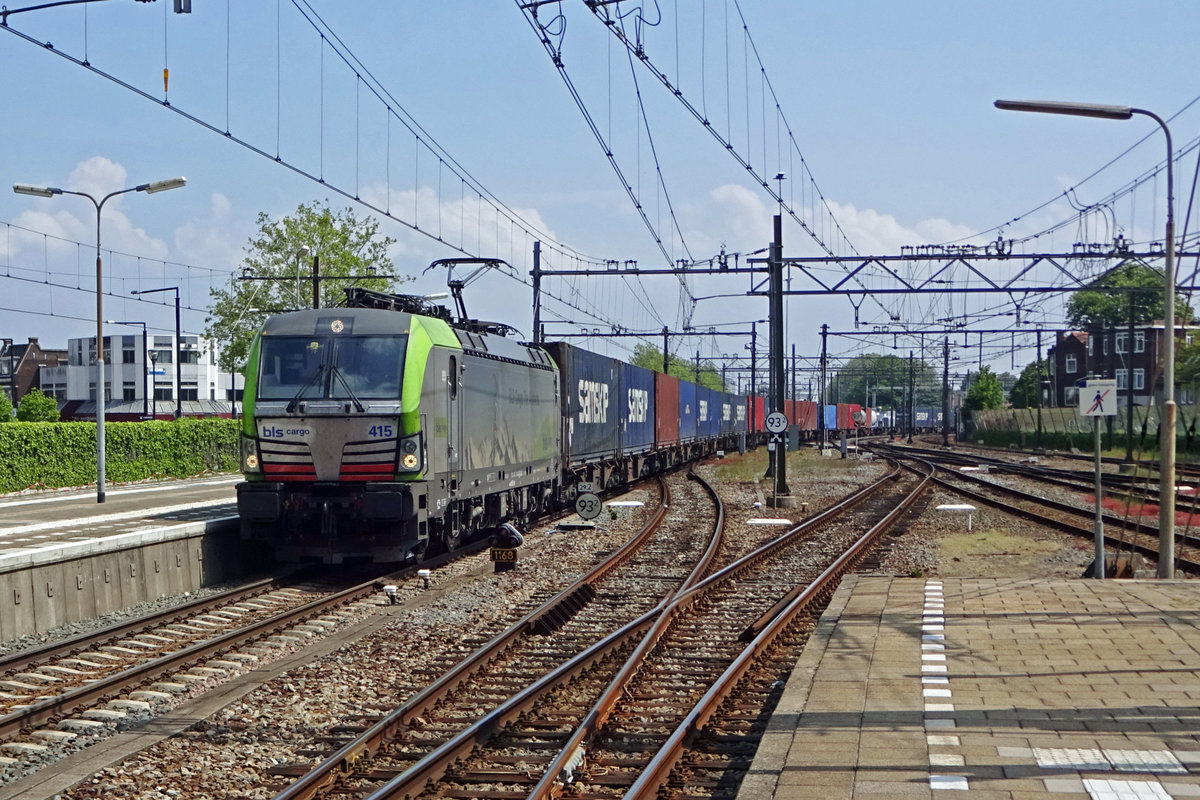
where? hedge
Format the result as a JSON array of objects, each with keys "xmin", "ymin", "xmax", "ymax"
[{"xmin": 0, "ymin": 418, "xmax": 240, "ymax": 494}]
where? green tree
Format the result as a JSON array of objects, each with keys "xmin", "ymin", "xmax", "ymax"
[
  {"xmin": 629, "ymin": 343, "xmax": 725, "ymax": 389},
  {"xmin": 1177, "ymin": 337, "xmax": 1200, "ymax": 387},
  {"xmin": 1066, "ymin": 260, "xmax": 1193, "ymax": 329},
  {"xmin": 16, "ymin": 388, "xmax": 59, "ymax": 421},
  {"xmin": 832, "ymin": 352, "xmax": 938, "ymax": 409},
  {"xmin": 206, "ymin": 201, "xmax": 404, "ymax": 373},
  {"xmin": 0, "ymin": 391, "xmax": 12, "ymax": 422},
  {"xmin": 1008, "ymin": 359, "xmax": 1046, "ymax": 408},
  {"xmin": 963, "ymin": 366, "xmax": 1004, "ymax": 411}
]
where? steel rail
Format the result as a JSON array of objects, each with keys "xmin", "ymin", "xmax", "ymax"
[
  {"xmin": 0, "ymin": 575, "xmax": 281, "ymax": 676},
  {"xmin": 891, "ymin": 454, "xmax": 1200, "ymax": 573},
  {"xmin": 0, "ymin": 575, "xmax": 389, "ymax": 742},
  {"xmin": 525, "ymin": 462, "xmax": 913, "ymax": 799},
  {"xmin": 518, "ymin": 471, "xmax": 728, "ymax": 799},
  {"xmin": 357, "ymin": 472, "xmax": 723, "ymax": 800},
  {"xmin": 270, "ymin": 476, "xmax": 672, "ymax": 800},
  {"xmin": 626, "ymin": 462, "xmax": 934, "ymax": 798}
]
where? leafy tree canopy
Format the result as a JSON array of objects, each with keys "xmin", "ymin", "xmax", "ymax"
[
  {"xmin": 0, "ymin": 391, "xmax": 12, "ymax": 422},
  {"xmin": 830, "ymin": 353, "xmax": 939, "ymax": 409},
  {"xmin": 963, "ymin": 365, "xmax": 1004, "ymax": 411},
  {"xmin": 1177, "ymin": 338, "xmax": 1200, "ymax": 386},
  {"xmin": 206, "ymin": 201, "xmax": 404, "ymax": 373},
  {"xmin": 1065, "ymin": 260, "xmax": 1193, "ymax": 329},
  {"xmin": 630, "ymin": 343, "xmax": 726, "ymax": 390},
  {"xmin": 1008, "ymin": 359, "xmax": 1046, "ymax": 409},
  {"xmin": 16, "ymin": 388, "xmax": 59, "ymax": 421}
]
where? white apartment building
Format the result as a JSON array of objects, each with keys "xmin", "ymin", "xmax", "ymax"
[{"xmin": 39, "ymin": 333, "xmax": 243, "ymax": 419}]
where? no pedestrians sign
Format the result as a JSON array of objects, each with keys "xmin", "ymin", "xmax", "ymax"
[{"xmin": 1079, "ymin": 378, "xmax": 1117, "ymax": 417}]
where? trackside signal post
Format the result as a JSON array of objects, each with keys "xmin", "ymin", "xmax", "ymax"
[{"xmin": 1080, "ymin": 377, "xmax": 1117, "ymax": 578}]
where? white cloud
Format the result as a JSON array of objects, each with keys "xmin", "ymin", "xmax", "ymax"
[
  {"xmin": 8, "ymin": 157, "xmax": 173, "ymax": 263},
  {"xmin": 173, "ymin": 192, "xmax": 244, "ymax": 275}
]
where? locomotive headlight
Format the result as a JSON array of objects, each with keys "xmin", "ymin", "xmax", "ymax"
[
  {"xmin": 398, "ymin": 433, "xmax": 422, "ymax": 472},
  {"xmin": 240, "ymin": 434, "xmax": 262, "ymax": 473}
]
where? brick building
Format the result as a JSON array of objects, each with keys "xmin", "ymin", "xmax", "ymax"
[
  {"xmin": 1047, "ymin": 323, "xmax": 1199, "ymax": 408},
  {"xmin": 0, "ymin": 338, "xmax": 68, "ymax": 408}
]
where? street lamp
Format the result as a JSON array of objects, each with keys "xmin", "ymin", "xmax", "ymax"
[
  {"xmin": 131, "ymin": 286, "xmax": 182, "ymax": 420},
  {"xmin": 149, "ymin": 351, "xmax": 159, "ymax": 420},
  {"xmin": 14, "ymin": 176, "xmax": 186, "ymax": 503},
  {"xmin": 995, "ymin": 98, "xmax": 1176, "ymax": 578},
  {"xmin": 1, "ymin": 338, "xmax": 13, "ymax": 412},
  {"xmin": 105, "ymin": 320, "xmax": 148, "ymax": 419}
]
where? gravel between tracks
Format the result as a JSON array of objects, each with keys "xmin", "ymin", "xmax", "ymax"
[
  {"xmin": 4, "ymin": 448, "xmax": 1147, "ymax": 798},
  {"xmin": 22, "ymin": 485, "xmax": 660, "ymax": 798}
]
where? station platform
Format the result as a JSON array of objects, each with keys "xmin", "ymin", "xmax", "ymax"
[
  {"xmin": 738, "ymin": 576, "xmax": 1200, "ymax": 800},
  {"xmin": 0, "ymin": 476, "xmax": 244, "ymax": 641},
  {"xmin": 0, "ymin": 475, "xmax": 239, "ymax": 567}
]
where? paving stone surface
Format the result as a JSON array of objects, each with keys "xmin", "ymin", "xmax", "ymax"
[{"xmin": 737, "ymin": 577, "xmax": 1200, "ymax": 800}]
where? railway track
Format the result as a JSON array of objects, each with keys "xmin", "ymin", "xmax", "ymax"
[
  {"xmin": 255, "ymin": 471, "xmax": 716, "ymax": 799},
  {"xmin": 0, "ymin": 540, "xmax": 503, "ymax": 777},
  {"xmin": 875, "ymin": 444, "xmax": 1200, "ymax": 574},
  {"xmin": 282, "ymin": 461, "xmax": 931, "ymax": 800}
]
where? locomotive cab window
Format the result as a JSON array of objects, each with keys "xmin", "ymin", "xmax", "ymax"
[
  {"xmin": 258, "ymin": 335, "xmax": 406, "ymax": 401},
  {"xmin": 331, "ymin": 336, "xmax": 405, "ymax": 399}
]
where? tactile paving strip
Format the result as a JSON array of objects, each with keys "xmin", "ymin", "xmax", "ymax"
[
  {"xmin": 1104, "ymin": 750, "xmax": 1187, "ymax": 774},
  {"xmin": 1082, "ymin": 778, "xmax": 1172, "ymax": 800},
  {"xmin": 1035, "ymin": 748, "xmax": 1110, "ymax": 771},
  {"xmin": 1034, "ymin": 748, "xmax": 1187, "ymax": 775}
]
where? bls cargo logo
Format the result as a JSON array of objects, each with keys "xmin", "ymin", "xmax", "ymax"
[
  {"xmin": 627, "ymin": 388, "xmax": 649, "ymax": 423},
  {"xmin": 578, "ymin": 380, "xmax": 610, "ymax": 423}
]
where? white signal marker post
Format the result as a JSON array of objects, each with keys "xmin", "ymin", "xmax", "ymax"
[{"xmin": 1080, "ymin": 378, "xmax": 1117, "ymax": 578}]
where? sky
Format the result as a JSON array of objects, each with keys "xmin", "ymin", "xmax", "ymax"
[{"xmin": 1, "ymin": 1, "xmax": 1198, "ymax": 391}]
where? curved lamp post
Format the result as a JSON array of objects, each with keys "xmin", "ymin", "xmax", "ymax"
[
  {"xmin": 995, "ymin": 99, "xmax": 1175, "ymax": 578},
  {"xmin": 14, "ymin": 176, "xmax": 185, "ymax": 502}
]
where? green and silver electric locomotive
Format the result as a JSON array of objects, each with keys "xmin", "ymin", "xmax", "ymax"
[{"xmin": 237, "ymin": 289, "xmax": 560, "ymax": 563}]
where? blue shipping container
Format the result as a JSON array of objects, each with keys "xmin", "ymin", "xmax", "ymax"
[
  {"xmin": 620, "ymin": 361, "xmax": 656, "ymax": 454},
  {"xmin": 717, "ymin": 391, "xmax": 738, "ymax": 436},
  {"xmin": 697, "ymin": 386, "xmax": 721, "ymax": 438},
  {"xmin": 679, "ymin": 380, "xmax": 699, "ymax": 442},
  {"xmin": 543, "ymin": 342, "xmax": 621, "ymax": 466},
  {"xmin": 823, "ymin": 404, "xmax": 838, "ymax": 431}
]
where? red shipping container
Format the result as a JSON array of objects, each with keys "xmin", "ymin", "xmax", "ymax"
[
  {"xmin": 836, "ymin": 403, "xmax": 859, "ymax": 431},
  {"xmin": 655, "ymin": 372, "xmax": 681, "ymax": 447},
  {"xmin": 795, "ymin": 401, "xmax": 818, "ymax": 431},
  {"xmin": 748, "ymin": 395, "xmax": 766, "ymax": 433}
]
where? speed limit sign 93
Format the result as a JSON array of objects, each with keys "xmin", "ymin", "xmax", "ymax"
[{"xmin": 575, "ymin": 493, "xmax": 602, "ymax": 520}]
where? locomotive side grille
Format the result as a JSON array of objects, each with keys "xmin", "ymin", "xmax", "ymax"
[
  {"xmin": 260, "ymin": 441, "xmax": 317, "ymax": 481},
  {"xmin": 340, "ymin": 438, "xmax": 397, "ymax": 481}
]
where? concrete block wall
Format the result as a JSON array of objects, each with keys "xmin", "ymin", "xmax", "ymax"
[{"xmin": 0, "ymin": 519, "xmax": 253, "ymax": 641}]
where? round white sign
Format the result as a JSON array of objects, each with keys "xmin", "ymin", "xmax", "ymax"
[
  {"xmin": 575, "ymin": 493, "xmax": 602, "ymax": 520},
  {"xmin": 765, "ymin": 411, "xmax": 788, "ymax": 434}
]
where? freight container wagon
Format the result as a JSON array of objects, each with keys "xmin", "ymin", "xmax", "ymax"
[
  {"xmin": 679, "ymin": 380, "xmax": 699, "ymax": 442},
  {"xmin": 795, "ymin": 400, "xmax": 818, "ymax": 432},
  {"xmin": 620, "ymin": 361, "xmax": 656, "ymax": 455},
  {"xmin": 543, "ymin": 342, "xmax": 620, "ymax": 467},
  {"xmin": 655, "ymin": 372, "xmax": 681, "ymax": 448}
]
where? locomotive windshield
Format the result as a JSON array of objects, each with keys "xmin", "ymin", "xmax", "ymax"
[{"xmin": 257, "ymin": 335, "xmax": 407, "ymax": 401}]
